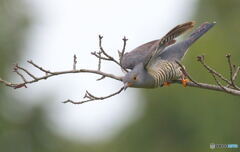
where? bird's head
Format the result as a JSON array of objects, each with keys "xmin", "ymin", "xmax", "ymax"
[{"xmin": 122, "ymin": 63, "xmax": 155, "ymax": 89}]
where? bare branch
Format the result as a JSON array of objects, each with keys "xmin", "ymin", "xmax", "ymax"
[
  {"xmin": 27, "ymin": 60, "xmax": 53, "ymax": 74},
  {"xmin": 0, "ymin": 36, "xmax": 128, "ymax": 104},
  {"xmin": 210, "ymin": 71, "xmax": 229, "ymax": 92},
  {"xmin": 13, "ymin": 65, "xmax": 27, "ymax": 83},
  {"xmin": 119, "ymin": 36, "xmax": 128, "ymax": 62},
  {"xmin": 197, "ymin": 55, "xmax": 231, "ymax": 85},
  {"xmin": 175, "ymin": 61, "xmax": 202, "ymax": 87},
  {"xmin": 174, "ymin": 80, "xmax": 240, "ymax": 96},
  {"xmin": 16, "ymin": 65, "xmax": 37, "ymax": 80},
  {"xmin": 226, "ymin": 54, "xmax": 234, "ymax": 79},
  {"xmin": 63, "ymin": 87, "xmax": 124, "ymax": 104},
  {"xmin": 73, "ymin": 54, "xmax": 77, "ymax": 70},
  {"xmin": 233, "ymin": 66, "xmax": 240, "ymax": 81},
  {"xmin": 226, "ymin": 54, "xmax": 240, "ymax": 90},
  {"xmin": 94, "ymin": 35, "xmax": 128, "ymax": 72},
  {"xmin": 175, "ymin": 58, "xmax": 240, "ymax": 95},
  {"xmin": 96, "ymin": 75, "xmax": 105, "ymax": 81},
  {"xmin": 91, "ymin": 51, "xmax": 111, "ymax": 61},
  {"xmin": 0, "ymin": 77, "xmax": 25, "ymax": 88},
  {"xmin": 98, "ymin": 35, "xmax": 119, "ymax": 64},
  {"xmin": 0, "ymin": 58, "xmax": 122, "ymax": 90},
  {"xmin": 97, "ymin": 51, "xmax": 102, "ymax": 71}
]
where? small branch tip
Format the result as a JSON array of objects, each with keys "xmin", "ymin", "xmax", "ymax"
[{"xmin": 226, "ymin": 53, "xmax": 231, "ymax": 58}]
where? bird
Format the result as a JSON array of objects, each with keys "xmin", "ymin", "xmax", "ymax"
[{"xmin": 122, "ymin": 21, "xmax": 216, "ymax": 89}]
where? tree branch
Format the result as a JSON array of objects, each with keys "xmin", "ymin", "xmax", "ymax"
[
  {"xmin": 63, "ymin": 87, "xmax": 124, "ymax": 104},
  {"xmin": 73, "ymin": 54, "xmax": 77, "ymax": 70},
  {"xmin": 0, "ymin": 35, "xmax": 240, "ymax": 104},
  {"xmin": 197, "ymin": 55, "xmax": 231, "ymax": 85},
  {"xmin": 0, "ymin": 62, "xmax": 122, "ymax": 88},
  {"xmin": 174, "ymin": 80, "xmax": 240, "ymax": 96},
  {"xmin": 226, "ymin": 54, "xmax": 240, "ymax": 90},
  {"xmin": 175, "ymin": 54, "xmax": 240, "ymax": 96}
]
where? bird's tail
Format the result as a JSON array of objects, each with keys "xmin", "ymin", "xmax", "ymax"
[
  {"xmin": 186, "ymin": 22, "xmax": 216, "ymax": 45},
  {"xmin": 158, "ymin": 22, "xmax": 216, "ymax": 61}
]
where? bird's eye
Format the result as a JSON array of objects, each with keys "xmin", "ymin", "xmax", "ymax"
[{"xmin": 133, "ymin": 76, "xmax": 137, "ymax": 80}]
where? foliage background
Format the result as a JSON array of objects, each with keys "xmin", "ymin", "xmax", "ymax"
[{"xmin": 0, "ymin": 0, "xmax": 240, "ymax": 151}]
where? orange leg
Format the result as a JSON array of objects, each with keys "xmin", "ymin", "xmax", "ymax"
[
  {"xmin": 181, "ymin": 79, "xmax": 189, "ymax": 87},
  {"xmin": 163, "ymin": 81, "xmax": 171, "ymax": 86}
]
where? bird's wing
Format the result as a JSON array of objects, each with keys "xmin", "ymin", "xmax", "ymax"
[
  {"xmin": 121, "ymin": 40, "xmax": 159, "ymax": 69},
  {"xmin": 121, "ymin": 21, "xmax": 195, "ymax": 69},
  {"xmin": 158, "ymin": 22, "xmax": 216, "ymax": 61},
  {"xmin": 144, "ymin": 21, "xmax": 195, "ymax": 68}
]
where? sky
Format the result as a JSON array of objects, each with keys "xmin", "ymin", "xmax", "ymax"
[{"xmin": 15, "ymin": 0, "xmax": 198, "ymax": 143}]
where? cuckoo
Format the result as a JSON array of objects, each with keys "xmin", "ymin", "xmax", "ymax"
[{"xmin": 122, "ymin": 21, "xmax": 216, "ymax": 89}]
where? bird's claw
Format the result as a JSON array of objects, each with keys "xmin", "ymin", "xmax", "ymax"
[
  {"xmin": 181, "ymin": 79, "xmax": 189, "ymax": 87},
  {"xmin": 163, "ymin": 81, "xmax": 171, "ymax": 86}
]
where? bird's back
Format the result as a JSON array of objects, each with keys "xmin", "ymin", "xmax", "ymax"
[{"xmin": 121, "ymin": 40, "xmax": 158, "ymax": 69}]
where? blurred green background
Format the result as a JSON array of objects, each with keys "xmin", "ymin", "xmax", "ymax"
[{"xmin": 0, "ymin": 0, "xmax": 240, "ymax": 152}]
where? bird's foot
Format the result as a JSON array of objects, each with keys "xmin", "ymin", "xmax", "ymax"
[
  {"xmin": 181, "ymin": 79, "xmax": 189, "ymax": 87},
  {"xmin": 163, "ymin": 81, "xmax": 171, "ymax": 86}
]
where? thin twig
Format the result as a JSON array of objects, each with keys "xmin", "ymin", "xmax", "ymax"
[
  {"xmin": 226, "ymin": 54, "xmax": 240, "ymax": 90},
  {"xmin": 97, "ymin": 51, "xmax": 102, "ymax": 71},
  {"xmin": 97, "ymin": 75, "xmax": 105, "ymax": 81},
  {"xmin": 210, "ymin": 71, "xmax": 229, "ymax": 92},
  {"xmin": 13, "ymin": 65, "xmax": 27, "ymax": 83},
  {"xmin": 197, "ymin": 55, "xmax": 231, "ymax": 85},
  {"xmin": 98, "ymin": 35, "xmax": 115, "ymax": 61},
  {"xmin": 91, "ymin": 52, "xmax": 112, "ymax": 61},
  {"xmin": 73, "ymin": 54, "xmax": 77, "ymax": 70},
  {"xmin": 233, "ymin": 66, "xmax": 240, "ymax": 81},
  {"xmin": 27, "ymin": 60, "xmax": 53, "ymax": 74},
  {"xmin": 16, "ymin": 65, "xmax": 37, "ymax": 80},
  {"xmin": 226, "ymin": 54, "xmax": 233, "ymax": 80},
  {"xmin": 97, "ymin": 35, "xmax": 128, "ymax": 72},
  {"xmin": 175, "ymin": 61, "xmax": 202, "ymax": 87},
  {"xmin": 119, "ymin": 36, "xmax": 128, "ymax": 62},
  {"xmin": 63, "ymin": 87, "xmax": 124, "ymax": 104}
]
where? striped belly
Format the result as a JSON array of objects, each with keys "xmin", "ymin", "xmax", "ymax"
[{"xmin": 147, "ymin": 60, "xmax": 182, "ymax": 87}]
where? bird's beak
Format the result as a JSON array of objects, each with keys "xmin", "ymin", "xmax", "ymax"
[{"xmin": 124, "ymin": 82, "xmax": 132, "ymax": 90}]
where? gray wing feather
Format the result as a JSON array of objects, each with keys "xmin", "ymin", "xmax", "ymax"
[
  {"xmin": 121, "ymin": 40, "xmax": 158, "ymax": 69},
  {"xmin": 159, "ymin": 22, "xmax": 216, "ymax": 61},
  {"xmin": 121, "ymin": 21, "xmax": 195, "ymax": 69}
]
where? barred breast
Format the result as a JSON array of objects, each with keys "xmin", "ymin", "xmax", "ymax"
[{"xmin": 147, "ymin": 60, "xmax": 182, "ymax": 87}]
